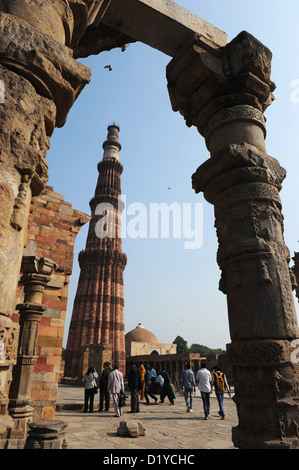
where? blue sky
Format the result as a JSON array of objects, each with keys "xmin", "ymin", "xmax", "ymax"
[{"xmin": 47, "ymin": 1, "xmax": 299, "ymax": 350}]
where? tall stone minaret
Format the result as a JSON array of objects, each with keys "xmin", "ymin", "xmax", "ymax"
[{"xmin": 64, "ymin": 123, "xmax": 127, "ymax": 377}]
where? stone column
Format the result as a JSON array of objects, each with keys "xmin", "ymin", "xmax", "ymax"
[
  {"xmin": 9, "ymin": 256, "xmax": 56, "ymax": 439},
  {"xmin": 167, "ymin": 31, "xmax": 299, "ymax": 449},
  {"xmin": 0, "ymin": 1, "xmax": 91, "ymax": 440},
  {"xmin": 25, "ymin": 420, "xmax": 68, "ymax": 450}
]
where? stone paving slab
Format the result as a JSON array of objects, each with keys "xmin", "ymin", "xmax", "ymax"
[{"xmin": 55, "ymin": 384, "xmax": 238, "ymax": 450}]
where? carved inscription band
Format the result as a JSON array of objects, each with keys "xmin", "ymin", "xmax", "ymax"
[
  {"xmin": 214, "ymin": 182, "xmax": 281, "ymax": 212},
  {"xmin": 204, "ymin": 105, "xmax": 266, "ymax": 140},
  {"xmin": 227, "ymin": 340, "xmax": 291, "ymax": 366}
]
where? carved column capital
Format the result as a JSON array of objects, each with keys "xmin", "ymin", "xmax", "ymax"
[
  {"xmin": 0, "ymin": 10, "xmax": 91, "ymax": 128},
  {"xmin": 21, "ymin": 256, "xmax": 57, "ymax": 277},
  {"xmin": 167, "ymin": 31, "xmax": 275, "ymax": 154}
]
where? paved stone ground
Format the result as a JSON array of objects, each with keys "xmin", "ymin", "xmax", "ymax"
[{"xmin": 55, "ymin": 384, "xmax": 238, "ymax": 450}]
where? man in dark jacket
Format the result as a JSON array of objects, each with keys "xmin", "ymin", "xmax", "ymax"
[
  {"xmin": 144, "ymin": 363, "xmax": 158, "ymax": 405},
  {"xmin": 99, "ymin": 362, "xmax": 112, "ymax": 411},
  {"xmin": 128, "ymin": 363, "xmax": 142, "ymax": 413}
]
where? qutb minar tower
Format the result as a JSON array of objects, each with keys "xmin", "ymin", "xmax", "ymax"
[{"xmin": 65, "ymin": 124, "xmax": 127, "ymax": 377}]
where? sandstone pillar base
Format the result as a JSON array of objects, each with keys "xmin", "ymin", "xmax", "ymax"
[{"xmin": 25, "ymin": 420, "xmax": 68, "ymax": 449}]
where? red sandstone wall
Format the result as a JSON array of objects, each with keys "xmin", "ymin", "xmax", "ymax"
[{"xmin": 13, "ymin": 186, "xmax": 89, "ymax": 420}]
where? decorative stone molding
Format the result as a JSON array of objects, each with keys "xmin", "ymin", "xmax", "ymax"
[
  {"xmin": 79, "ymin": 249, "xmax": 127, "ymax": 269},
  {"xmin": 204, "ymin": 105, "xmax": 266, "ymax": 142},
  {"xmin": 227, "ymin": 340, "xmax": 289, "ymax": 367}
]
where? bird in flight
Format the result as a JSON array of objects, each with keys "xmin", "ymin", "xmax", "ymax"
[{"xmin": 104, "ymin": 64, "xmax": 112, "ymax": 71}]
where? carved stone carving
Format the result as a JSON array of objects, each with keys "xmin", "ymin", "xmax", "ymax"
[
  {"xmin": 0, "ymin": 325, "xmax": 19, "ymax": 366},
  {"xmin": 204, "ymin": 105, "xmax": 266, "ymax": 142},
  {"xmin": 228, "ymin": 340, "xmax": 299, "ymax": 448}
]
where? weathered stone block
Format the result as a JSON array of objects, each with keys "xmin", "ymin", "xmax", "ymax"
[{"xmin": 117, "ymin": 420, "xmax": 145, "ymax": 438}]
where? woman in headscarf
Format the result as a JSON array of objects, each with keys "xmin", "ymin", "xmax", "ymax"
[
  {"xmin": 160, "ymin": 369, "xmax": 176, "ymax": 405},
  {"xmin": 139, "ymin": 363, "xmax": 146, "ymax": 401}
]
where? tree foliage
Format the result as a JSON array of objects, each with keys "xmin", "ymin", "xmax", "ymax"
[
  {"xmin": 173, "ymin": 335, "xmax": 188, "ymax": 354},
  {"xmin": 188, "ymin": 343, "xmax": 225, "ymax": 356},
  {"xmin": 173, "ymin": 337, "xmax": 226, "ymax": 356}
]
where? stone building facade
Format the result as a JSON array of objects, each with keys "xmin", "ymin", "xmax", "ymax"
[
  {"xmin": 12, "ymin": 186, "xmax": 89, "ymax": 422},
  {"xmin": 125, "ymin": 323, "xmax": 177, "ymax": 357}
]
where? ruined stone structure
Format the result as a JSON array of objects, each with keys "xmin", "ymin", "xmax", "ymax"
[
  {"xmin": 64, "ymin": 124, "xmax": 127, "ymax": 378},
  {"xmin": 0, "ymin": 0, "xmax": 299, "ymax": 449},
  {"xmin": 9, "ymin": 187, "xmax": 88, "ymax": 440}
]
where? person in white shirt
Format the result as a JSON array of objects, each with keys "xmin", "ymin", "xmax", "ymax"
[
  {"xmin": 196, "ymin": 362, "xmax": 212, "ymax": 420},
  {"xmin": 155, "ymin": 371, "xmax": 164, "ymax": 394},
  {"xmin": 107, "ymin": 364, "xmax": 125, "ymax": 417}
]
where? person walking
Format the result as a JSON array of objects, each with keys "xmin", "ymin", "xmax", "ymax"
[
  {"xmin": 98, "ymin": 361, "xmax": 112, "ymax": 412},
  {"xmin": 144, "ymin": 363, "xmax": 158, "ymax": 405},
  {"xmin": 128, "ymin": 363, "xmax": 142, "ymax": 413},
  {"xmin": 155, "ymin": 371, "xmax": 164, "ymax": 395},
  {"xmin": 150, "ymin": 366, "xmax": 157, "ymax": 393},
  {"xmin": 180, "ymin": 362, "xmax": 196, "ymax": 412},
  {"xmin": 211, "ymin": 366, "xmax": 231, "ymax": 419},
  {"xmin": 82, "ymin": 366, "xmax": 98, "ymax": 413},
  {"xmin": 139, "ymin": 363, "xmax": 146, "ymax": 402},
  {"xmin": 196, "ymin": 362, "xmax": 212, "ymax": 420},
  {"xmin": 160, "ymin": 369, "xmax": 176, "ymax": 405},
  {"xmin": 107, "ymin": 363, "xmax": 125, "ymax": 417}
]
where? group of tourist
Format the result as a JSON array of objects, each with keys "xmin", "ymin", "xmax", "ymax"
[
  {"xmin": 127, "ymin": 363, "xmax": 176, "ymax": 413},
  {"xmin": 180, "ymin": 361, "xmax": 231, "ymax": 419},
  {"xmin": 82, "ymin": 362, "xmax": 124, "ymax": 416},
  {"xmin": 82, "ymin": 361, "xmax": 231, "ymax": 419}
]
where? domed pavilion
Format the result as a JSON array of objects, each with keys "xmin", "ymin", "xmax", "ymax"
[{"xmin": 125, "ymin": 323, "xmax": 176, "ymax": 357}]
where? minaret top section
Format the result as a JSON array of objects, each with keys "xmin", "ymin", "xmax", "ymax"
[{"xmin": 102, "ymin": 123, "xmax": 122, "ymax": 160}]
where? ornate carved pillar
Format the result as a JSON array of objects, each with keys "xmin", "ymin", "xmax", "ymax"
[
  {"xmin": 0, "ymin": 1, "xmax": 91, "ymax": 440},
  {"xmin": 167, "ymin": 31, "xmax": 299, "ymax": 448},
  {"xmin": 9, "ymin": 256, "xmax": 56, "ymax": 439}
]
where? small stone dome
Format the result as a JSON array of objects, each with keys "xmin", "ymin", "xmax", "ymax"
[{"xmin": 125, "ymin": 323, "xmax": 159, "ymax": 343}]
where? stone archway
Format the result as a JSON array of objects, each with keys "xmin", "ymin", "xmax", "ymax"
[
  {"xmin": 150, "ymin": 350, "xmax": 159, "ymax": 356},
  {"xmin": 0, "ymin": 0, "xmax": 299, "ymax": 449}
]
